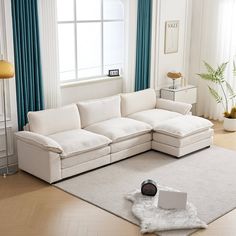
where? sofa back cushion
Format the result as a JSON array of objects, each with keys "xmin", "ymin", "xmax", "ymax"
[
  {"xmin": 28, "ymin": 104, "xmax": 81, "ymax": 135},
  {"xmin": 77, "ymin": 95, "xmax": 121, "ymax": 128},
  {"xmin": 121, "ymin": 88, "xmax": 156, "ymax": 116}
]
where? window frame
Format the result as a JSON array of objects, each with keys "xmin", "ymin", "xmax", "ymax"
[{"xmin": 57, "ymin": 0, "xmax": 124, "ymax": 83}]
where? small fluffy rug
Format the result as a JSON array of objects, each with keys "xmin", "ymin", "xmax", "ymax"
[
  {"xmin": 126, "ymin": 186, "xmax": 207, "ymax": 234},
  {"xmin": 54, "ymin": 146, "xmax": 236, "ymax": 236}
]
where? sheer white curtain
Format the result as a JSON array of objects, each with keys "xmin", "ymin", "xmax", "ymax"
[
  {"xmin": 38, "ymin": 0, "xmax": 61, "ymax": 109},
  {"xmin": 123, "ymin": 0, "xmax": 137, "ymax": 92},
  {"xmin": 193, "ymin": 0, "xmax": 236, "ymax": 120}
]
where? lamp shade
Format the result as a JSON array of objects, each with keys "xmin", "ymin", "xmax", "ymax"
[{"xmin": 0, "ymin": 60, "xmax": 14, "ymax": 79}]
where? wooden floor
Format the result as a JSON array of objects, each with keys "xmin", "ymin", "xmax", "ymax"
[{"xmin": 0, "ymin": 121, "xmax": 236, "ymax": 236}]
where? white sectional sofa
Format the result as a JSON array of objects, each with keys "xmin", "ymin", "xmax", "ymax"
[{"xmin": 15, "ymin": 89, "xmax": 213, "ymax": 183}]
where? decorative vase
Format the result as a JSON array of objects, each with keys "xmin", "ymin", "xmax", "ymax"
[
  {"xmin": 167, "ymin": 72, "xmax": 182, "ymax": 90},
  {"xmin": 223, "ymin": 117, "xmax": 236, "ymax": 131}
]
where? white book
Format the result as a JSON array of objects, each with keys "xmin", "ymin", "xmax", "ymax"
[{"xmin": 158, "ymin": 190, "xmax": 187, "ymax": 210}]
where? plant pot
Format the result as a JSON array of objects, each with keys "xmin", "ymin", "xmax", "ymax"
[{"xmin": 223, "ymin": 117, "xmax": 236, "ymax": 131}]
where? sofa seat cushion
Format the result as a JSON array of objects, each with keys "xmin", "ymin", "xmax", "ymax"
[
  {"xmin": 154, "ymin": 116, "xmax": 213, "ymax": 138},
  {"xmin": 85, "ymin": 117, "xmax": 152, "ymax": 143},
  {"xmin": 153, "ymin": 129, "xmax": 214, "ymax": 148},
  {"xmin": 128, "ymin": 109, "xmax": 182, "ymax": 128},
  {"xmin": 61, "ymin": 146, "xmax": 110, "ymax": 169},
  {"xmin": 49, "ymin": 129, "xmax": 111, "ymax": 158},
  {"xmin": 152, "ymin": 138, "xmax": 213, "ymax": 158},
  {"xmin": 110, "ymin": 133, "xmax": 152, "ymax": 153}
]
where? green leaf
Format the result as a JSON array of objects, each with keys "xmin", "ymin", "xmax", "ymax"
[
  {"xmin": 219, "ymin": 62, "xmax": 228, "ymax": 73},
  {"xmin": 208, "ymin": 86, "xmax": 223, "ymax": 103},
  {"xmin": 197, "ymin": 61, "xmax": 228, "ymax": 83},
  {"xmin": 197, "ymin": 73, "xmax": 220, "ymax": 83},
  {"xmin": 203, "ymin": 61, "xmax": 215, "ymax": 74},
  {"xmin": 215, "ymin": 62, "xmax": 228, "ymax": 82}
]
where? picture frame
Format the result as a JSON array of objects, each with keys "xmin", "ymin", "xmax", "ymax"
[
  {"xmin": 108, "ymin": 69, "xmax": 120, "ymax": 77},
  {"xmin": 164, "ymin": 20, "xmax": 179, "ymax": 54}
]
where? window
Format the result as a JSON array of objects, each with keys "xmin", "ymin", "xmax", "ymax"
[{"xmin": 57, "ymin": 0, "xmax": 124, "ymax": 82}]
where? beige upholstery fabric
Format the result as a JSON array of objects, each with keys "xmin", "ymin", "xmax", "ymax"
[
  {"xmin": 153, "ymin": 129, "xmax": 214, "ymax": 148},
  {"xmin": 154, "ymin": 116, "xmax": 213, "ymax": 138},
  {"xmin": 110, "ymin": 142, "xmax": 151, "ymax": 163},
  {"xmin": 61, "ymin": 147, "xmax": 110, "ymax": 169},
  {"xmin": 16, "ymin": 131, "xmax": 63, "ymax": 154},
  {"xmin": 85, "ymin": 117, "xmax": 152, "ymax": 142},
  {"xmin": 17, "ymin": 140, "xmax": 61, "ymax": 183},
  {"xmin": 49, "ymin": 129, "xmax": 111, "ymax": 158},
  {"xmin": 128, "ymin": 109, "xmax": 182, "ymax": 128},
  {"xmin": 77, "ymin": 95, "xmax": 121, "ymax": 128},
  {"xmin": 156, "ymin": 99, "xmax": 192, "ymax": 115},
  {"xmin": 17, "ymin": 89, "xmax": 215, "ymax": 183},
  {"xmin": 28, "ymin": 104, "xmax": 81, "ymax": 135},
  {"xmin": 110, "ymin": 133, "xmax": 152, "ymax": 153},
  {"xmin": 61, "ymin": 155, "xmax": 110, "ymax": 179},
  {"xmin": 152, "ymin": 138, "xmax": 213, "ymax": 157},
  {"xmin": 120, "ymin": 89, "xmax": 156, "ymax": 116}
]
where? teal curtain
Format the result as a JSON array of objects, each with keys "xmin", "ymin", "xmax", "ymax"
[
  {"xmin": 135, "ymin": 0, "xmax": 153, "ymax": 91},
  {"xmin": 11, "ymin": 0, "xmax": 44, "ymax": 130}
]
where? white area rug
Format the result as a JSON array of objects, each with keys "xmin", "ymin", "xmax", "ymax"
[
  {"xmin": 55, "ymin": 146, "xmax": 236, "ymax": 236},
  {"xmin": 126, "ymin": 186, "xmax": 207, "ymax": 234}
]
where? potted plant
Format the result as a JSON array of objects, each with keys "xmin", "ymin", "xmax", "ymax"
[{"xmin": 198, "ymin": 61, "xmax": 236, "ymax": 131}]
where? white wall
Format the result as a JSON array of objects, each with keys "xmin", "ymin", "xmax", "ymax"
[
  {"xmin": 151, "ymin": 0, "xmax": 192, "ymax": 90},
  {"xmin": 61, "ymin": 77, "xmax": 123, "ymax": 105}
]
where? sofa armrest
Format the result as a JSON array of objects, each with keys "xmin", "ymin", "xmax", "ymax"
[
  {"xmin": 15, "ymin": 131, "xmax": 63, "ymax": 154},
  {"xmin": 156, "ymin": 98, "xmax": 192, "ymax": 115}
]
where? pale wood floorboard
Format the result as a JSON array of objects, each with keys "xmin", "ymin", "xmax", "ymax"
[{"xmin": 0, "ymin": 121, "xmax": 235, "ymax": 236}]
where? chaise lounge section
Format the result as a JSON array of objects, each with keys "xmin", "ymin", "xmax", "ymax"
[
  {"xmin": 119, "ymin": 89, "xmax": 213, "ymax": 157},
  {"xmin": 152, "ymin": 116, "xmax": 214, "ymax": 157},
  {"xmin": 15, "ymin": 89, "xmax": 214, "ymax": 183}
]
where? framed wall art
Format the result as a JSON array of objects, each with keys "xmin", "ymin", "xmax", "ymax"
[{"xmin": 164, "ymin": 20, "xmax": 179, "ymax": 54}]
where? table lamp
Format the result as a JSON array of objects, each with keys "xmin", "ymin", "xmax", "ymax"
[
  {"xmin": 0, "ymin": 59, "xmax": 16, "ymax": 177},
  {"xmin": 167, "ymin": 72, "xmax": 182, "ymax": 89}
]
